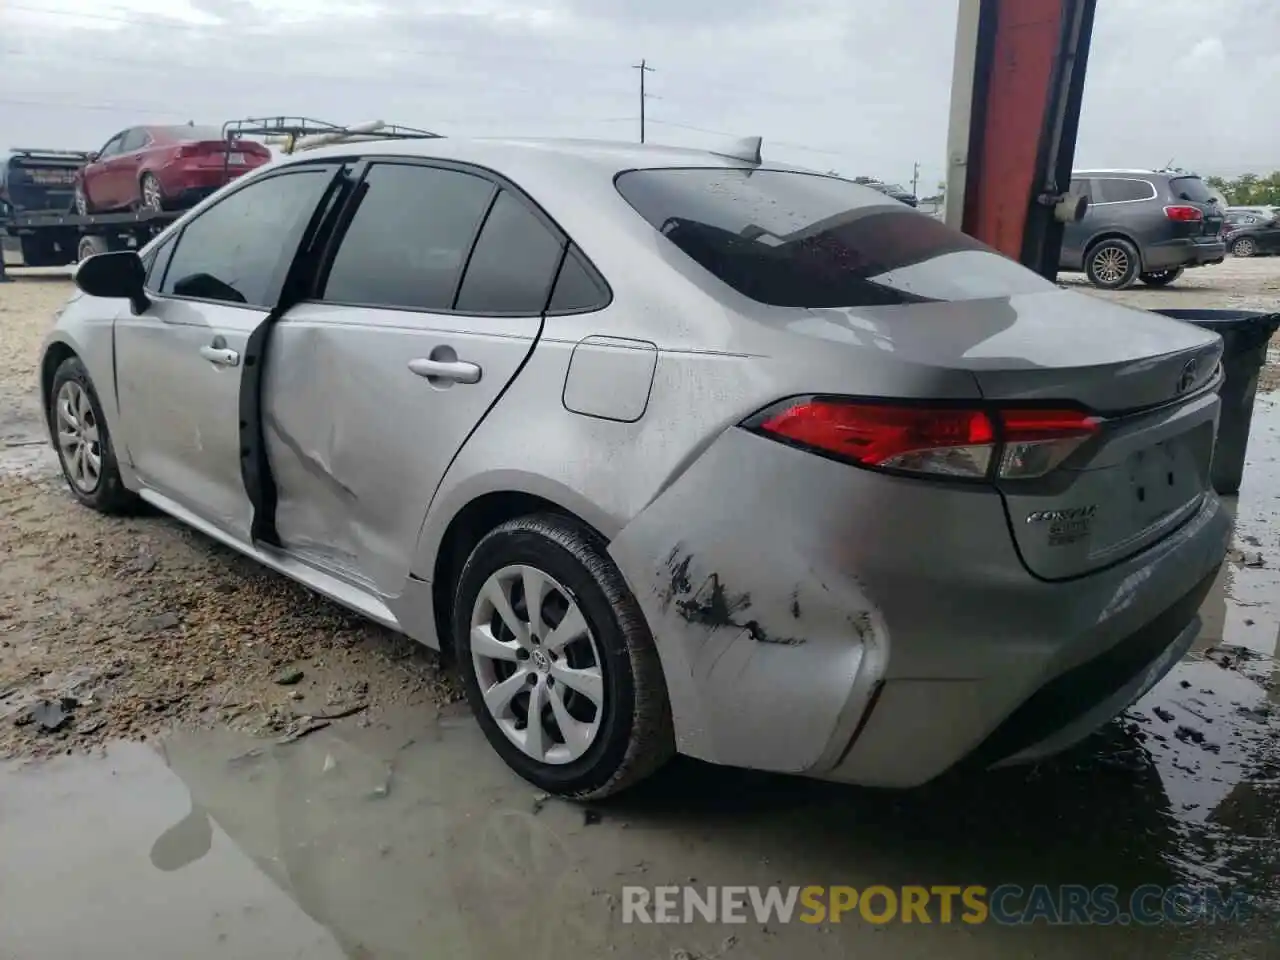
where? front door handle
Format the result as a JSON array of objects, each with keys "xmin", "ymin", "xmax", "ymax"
[
  {"xmin": 408, "ymin": 357, "xmax": 482, "ymax": 384},
  {"xmin": 199, "ymin": 345, "xmax": 240, "ymax": 367}
]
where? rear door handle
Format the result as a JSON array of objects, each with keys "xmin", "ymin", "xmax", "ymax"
[
  {"xmin": 199, "ymin": 345, "xmax": 240, "ymax": 367},
  {"xmin": 408, "ymin": 358, "xmax": 482, "ymax": 384}
]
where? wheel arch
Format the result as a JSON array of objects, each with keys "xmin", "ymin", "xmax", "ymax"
[
  {"xmin": 40, "ymin": 338, "xmax": 80, "ymax": 417},
  {"xmin": 424, "ymin": 481, "xmax": 623, "ymax": 654}
]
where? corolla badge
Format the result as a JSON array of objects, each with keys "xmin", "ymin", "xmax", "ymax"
[{"xmin": 1176, "ymin": 357, "xmax": 1199, "ymax": 395}]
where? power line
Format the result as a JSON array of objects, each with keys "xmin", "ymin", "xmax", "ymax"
[{"xmin": 632, "ymin": 59, "xmax": 655, "ymax": 144}]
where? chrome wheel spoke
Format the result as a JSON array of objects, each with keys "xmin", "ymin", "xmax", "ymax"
[
  {"xmin": 522, "ymin": 680, "xmax": 548, "ymax": 761},
  {"xmin": 522, "ymin": 567, "xmax": 550, "ymax": 640},
  {"xmin": 549, "ymin": 661, "xmax": 603, "ymax": 708},
  {"xmin": 470, "ymin": 624, "xmax": 521, "ymax": 663},
  {"xmin": 484, "ymin": 577, "xmax": 529, "ymax": 647},
  {"xmin": 548, "ymin": 685, "xmax": 594, "ymax": 759},
  {"xmin": 484, "ymin": 669, "xmax": 531, "ymax": 717},
  {"xmin": 544, "ymin": 601, "xmax": 588, "ymax": 653}
]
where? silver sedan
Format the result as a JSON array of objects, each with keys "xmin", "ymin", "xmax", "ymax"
[{"xmin": 41, "ymin": 136, "xmax": 1229, "ymax": 797}]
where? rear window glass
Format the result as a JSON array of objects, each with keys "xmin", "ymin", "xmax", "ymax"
[
  {"xmin": 156, "ymin": 125, "xmax": 225, "ymax": 141},
  {"xmin": 614, "ymin": 168, "xmax": 1054, "ymax": 307},
  {"xmin": 1168, "ymin": 176, "xmax": 1214, "ymax": 203}
]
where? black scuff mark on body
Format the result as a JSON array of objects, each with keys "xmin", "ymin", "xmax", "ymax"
[
  {"xmin": 789, "ymin": 588, "xmax": 802, "ymax": 619},
  {"xmin": 847, "ymin": 611, "xmax": 873, "ymax": 642},
  {"xmin": 662, "ymin": 551, "xmax": 806, "ymax": 646}
]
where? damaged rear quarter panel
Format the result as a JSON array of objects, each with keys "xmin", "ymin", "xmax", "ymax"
[{"xmin": 608, "ymin": 429, "xmax": 889, "ymax": 774}]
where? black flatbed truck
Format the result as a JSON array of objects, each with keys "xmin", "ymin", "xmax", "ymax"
[{"xmin": 2, "ymin": 207, "xmax": 179, "ymax": 270}]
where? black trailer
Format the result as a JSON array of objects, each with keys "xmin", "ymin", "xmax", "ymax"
[
  {"xmin": 2, "ymin": 207, "xmax": 179, "ymax": 268},
  {"xmin": 1, "ymin": 148, "xmax": 93, "ymax": 266}
]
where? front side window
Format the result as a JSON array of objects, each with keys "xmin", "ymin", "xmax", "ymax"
[
  {"xmin": 161, "ymin": 168, "xmax": 334, "ymax": 307},
  {"xmin": 615, "ymin": 167, "xmax": 1055, "ymax": 307},
  {"xmin": 97, "ymin": 134, "xmax": 126, "ymax": 159},
  {"xmin": 321, "ymin": 163, "xmax": 495, "ymax": 311},
  {"xmin": 120, "ymin": 128, "xmax": 150, "ymax": 152}
]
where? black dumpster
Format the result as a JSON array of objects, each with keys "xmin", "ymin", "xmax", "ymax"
[{"xmin": 1152, "ymin": 309, "xmax": 1280, "ymax": 496}]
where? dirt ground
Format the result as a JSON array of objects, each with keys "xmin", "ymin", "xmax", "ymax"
[
  {"xmin": 0, "ymin": 277, "xmax": 460, "ymax": 760},
  {"xmin": 0, "ymin": 258, "xmax": 1278, "ymax": 761}
]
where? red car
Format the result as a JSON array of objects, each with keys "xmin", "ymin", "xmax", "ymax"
[{"xmin": 73, "ymin": 124, "xmax": 271, "ymax": 215}]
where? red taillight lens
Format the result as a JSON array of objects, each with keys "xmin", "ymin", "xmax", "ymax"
[
  {"xmin": 1164, "ymin": 205, "xmax": 1204, "ymax": 222},
  {"xmin": 747, "ymin": 399, "xmax": 1099, "ymax": 481}
]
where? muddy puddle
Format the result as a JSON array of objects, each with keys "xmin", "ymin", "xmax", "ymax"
[{"xmin": 3, "ymin": 413, "xmax": 1280, "ymax": 959}]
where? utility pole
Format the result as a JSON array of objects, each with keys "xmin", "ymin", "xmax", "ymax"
[
  {"xmin": 911, "ymin": 161, "xmax": 921, "ymax": 197},
  {"xmin": 633, "ymin": 59, "xmax": 654, "ymax": 143}
]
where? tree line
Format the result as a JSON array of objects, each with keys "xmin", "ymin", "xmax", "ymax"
[{"xmin": 1204, "ymin": 172, "xmax": 1280, "ymax": 206}]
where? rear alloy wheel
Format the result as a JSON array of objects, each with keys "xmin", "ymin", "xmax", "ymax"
[
  {"xmin": 454, "ymin": 514, "xmax": 673, "ymax": 799},
  {"xmin": 139, "ymin": 173, "xmax": 164, "ymax": 212},
  {"xmin": 47, "ymin": 356, "xmax": 138, "ymax": 513},
  {"xmin": 1139, "ymin": 267, "xmax": 1184, "ymax": 287},
  {"xmin": 1232, "ymin": 237, "xmax": 1257, "ymax": 258},
  {"xmin": 1085, "ymin": 238, "xmax": 1140, "ymax": 290}
]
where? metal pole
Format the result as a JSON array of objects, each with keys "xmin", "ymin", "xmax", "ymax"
[{"xmin": 633, "ymin": 59, "xmax": 654, "ymax": 143}]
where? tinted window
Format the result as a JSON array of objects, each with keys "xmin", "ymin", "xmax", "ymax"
[
  {"xmin": 162, "ymin": 169, "xmax": 333, "ymax": 307},
  {"xmin": 453, "ymin": 191, "xmax": 563, "ymax": 314},
  {"xmin": 615, "ymin": 168, "xmax": 1054, "ymax": 307},
  {"xmin": 120, "ymin": 128, "xmax": 149, "ymax": 152},
  {"xmin": 1069, "ymin": 179, "xmax": 1090, "ymax": 197},
  {"xmin": 1169, "ymin": 176, "xmax": 1214, "ymax": 203},
  {"xmin": 98, "ymin": 134, "xmax": 125, "ymax": 159},
  {"xmin": 1094, "ymin": 178, "xmax": 1153, "ymax": 203},
  {"xmin": 322, "ymin": 164, "xmax": 494, "ymax": 311},
  {"xmin": 548, "ymin": 246, "xmax": 608, "ymax": 313},
  {"xmin": 144, "ymin": 235, "xmax": 176, "ymax": 289},
  {"xmin": 156, "ymin": 125, "xmax": 225, "ymax": 141}
]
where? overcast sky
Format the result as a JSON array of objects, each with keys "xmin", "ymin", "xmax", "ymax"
[{"xmin": 2, "ymin": 0, "xmax": 1278, "ymax": 190}]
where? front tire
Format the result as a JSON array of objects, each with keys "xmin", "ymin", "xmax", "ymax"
[
  {"xmin": 1232, "ymin": 237, "xmax": 1257, "ymax": 258},
  {"xmin": 47, "ymin": 356, "xmax": 138, "ymax": 513},
  {"xmin": 1085, "ymin": 238, "xmax": 1140, "ymax": 290},
  {"xmin": 453, "ymin": 514, "xmax": 674, "ymax": 799},
  {"xmin": 1139, "ymin": 267, "xmax": 1184, "ymax": 287}
]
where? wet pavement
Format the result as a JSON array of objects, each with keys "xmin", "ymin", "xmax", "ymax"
[{"xmin": 4, "ymin": 415, "xmax": 1280, "ymax": 958}]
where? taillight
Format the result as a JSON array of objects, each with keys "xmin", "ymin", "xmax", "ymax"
[
  {"xmin": 1164, "ymin": 205, "xmax": 1203, "ymax": 222},
  {"xmin": 744, "ymin": 398, "xmax": 1099, "ymax": 481}
]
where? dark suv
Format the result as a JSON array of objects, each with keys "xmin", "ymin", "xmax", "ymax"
[{"xmin": 1060, "ymin": 169, "xmax": 1225, "ymax": 289}]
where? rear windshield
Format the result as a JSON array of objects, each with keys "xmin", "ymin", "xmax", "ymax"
[
  {"xmin": 614, "ymin": 168, "xmax": 1055, "ymax": 307},
  {"xmin": 157, "ymin": 125, "xmax": 226, "ymax": 141},
  {"xmin": 1168, "ymin": 176, "xmax": 1214, "ymax": 204}
]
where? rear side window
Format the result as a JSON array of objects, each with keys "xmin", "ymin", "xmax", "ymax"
[
  {"xmin": 1168, "ymin": 176, "xmax": 1214, "ymax": 204},
  {"xmin": 321, "ymin": 163, "xmax": 495, "ymax": 311},
  {"xmin": 162, "ymin": 168, "xmax": 334, "ymax": 307},
  {"xmin": 453, "ymin": 190, "xmax": 564, "ymax": 314},
  {"xmin": 615, "ymin": 167, "xmax": 1054, "ymax": 307},
  {"xmin": 1094, "ymin": 178, "xmax": 1154, "ymax": 203},
  {"xmin": 548, "ymin": 245, "xmax": 609, "ymax": 314}
]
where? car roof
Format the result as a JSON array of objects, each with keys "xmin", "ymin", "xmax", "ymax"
[
  {"xmin": 1074, "ymin": 168, "xmax": 1164, "ymax": 176},
  {"xmin": 280, "ymin": 135, "xmax": 811, "ymax": 177}
]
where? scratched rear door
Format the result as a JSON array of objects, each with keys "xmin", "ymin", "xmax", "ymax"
[{"xmin": 263, "ymin": 160, "xmax": 567, "ymax": 595}]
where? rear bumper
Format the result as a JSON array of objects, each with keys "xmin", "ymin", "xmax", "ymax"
[
  {"xmin": 156, "ymin": 162, "xmax": 257, "ymax": 201},
  {"xmin": 609, "ymin": 428, "xmax": 1230, "ymax": 787},
  {"xmin": 1145, "ymin": 237, "xmax": 1226, "ymax": 271}
]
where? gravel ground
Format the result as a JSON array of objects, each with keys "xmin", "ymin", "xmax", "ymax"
[
  {"xmin": 0, "ymin": 257, "xmax": 1278, "ymax": 760},
  {"xmin": 0, "ymin": 278, "xmax": 459, "ymax": 760}
]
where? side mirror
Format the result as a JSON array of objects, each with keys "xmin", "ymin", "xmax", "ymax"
[
  {"xmin": 85, "ymin": 151, "xmax": 99, "ymax": 163},
  {"xmin": 74, "ymin": 250, "xmax": 149, "ymax": 314}
]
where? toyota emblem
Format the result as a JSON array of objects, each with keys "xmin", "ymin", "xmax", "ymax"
[{"xmin": 1176, "ymin": 357, "xmax": 1199, "ymax": 395}]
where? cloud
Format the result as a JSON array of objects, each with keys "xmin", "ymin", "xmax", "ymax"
[{"xmin": 1, "ymin": 0, "xmax": 1277, "ymax": 189}]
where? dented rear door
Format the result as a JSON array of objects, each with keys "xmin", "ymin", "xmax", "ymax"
[{"xmin": 263, "ymin": 164, "xmax": 567, "ymax": 595}]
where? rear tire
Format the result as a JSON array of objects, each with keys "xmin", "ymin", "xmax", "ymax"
[
  {"xmin": 1232, "ymin": 237, "xmax": 1257, "ymax": 258},
  {"xmin": 453, "ymin": 513, "xmax": 674, "ymax": 799},
  {"xmin": 76, "ymin": 235, "xmax": 109, "ymax": 263},
  {"xmin": 1139, "ymin": 267, "xmax": 1184, "ymax": 287},
  {"xmin": 47, "ymin": 356, "xmax": 139, "ymax": 514},
  {"xmin": 1085, "ymin": 238, "xmax": 1140, "ymax": 290},
  {"xmin": 139, "ymin": 173, "xmax": 164, "ymax": 212}
]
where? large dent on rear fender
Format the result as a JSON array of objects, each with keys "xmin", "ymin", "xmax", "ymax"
[{"xmin": 609, "ymin": 429, "xmax": 889, "ymax": 774}]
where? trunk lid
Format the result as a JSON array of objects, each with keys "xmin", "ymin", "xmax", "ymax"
[{"xmin": 810, "ymin": 289, "xmax": 1223, "ymax": 579}]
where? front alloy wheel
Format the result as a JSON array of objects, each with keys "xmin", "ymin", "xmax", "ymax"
[
  {"xmin": 55, "ymin": 380, "xmax": 102, "ymax": 494},
  {"xmin": 73, "ymin": 185, "xmax": 89, "ymax": 215},
  {"xmin": 1233, "ymin": 237, "xmax": 1256, "ymax": 258},
  {"xmin": 140, "ymin": 174, "xmax": 163, "ymax": 212}
]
